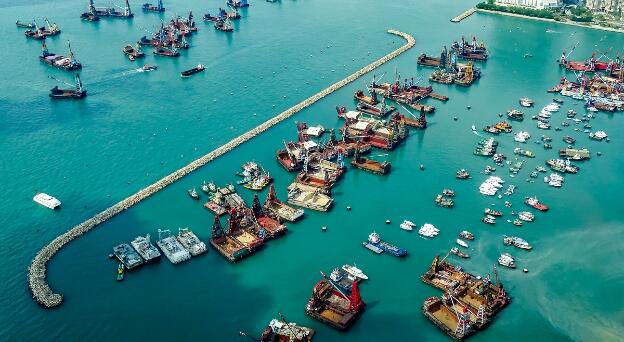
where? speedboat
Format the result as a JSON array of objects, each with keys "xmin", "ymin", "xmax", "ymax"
[
  {"xmin": 33, "ymin": 192, "xmax": 61, "ymax": 209},
  {"xmin": 456, "ymin": 239, "xmax": 469, "ymax": 248},
  {"xmin": 342, "ymin": 264, "xmax": 368, "ymax": 280}
]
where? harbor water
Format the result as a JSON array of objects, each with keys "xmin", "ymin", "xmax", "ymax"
[{"xmin": 1, "ymin": 0, "xmax": 623, "ymax": 340}]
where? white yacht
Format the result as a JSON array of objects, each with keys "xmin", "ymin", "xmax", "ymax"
[
  {"xmin": 456, "ymin": 238, "xmax": 469, "ymax": 248},
  {"xmin": 33, "ymin": 192, "xmax": 61, "ymax": 209},
  {"xmin": 342, "ymin": 264, "xmax": 368, "ymax": 280},
  {"xmin": 513, "ymin": 131, "xmax": 530, "ymax": 143},
  {"xmin": 498, "ymin": 253, "xmax": 516, "ymax": 268},
  {"xmin": 400, "ymin": 221, "xmax": 414, "ymax": 231},
  {"xmin": 418, "ymin": 223, "xmax": 439, "ymax": 238}
]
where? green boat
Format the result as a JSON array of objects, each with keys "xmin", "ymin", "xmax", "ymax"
[{"xmin": 116, "ymin": 263, "xmax": 125, "ymax": 281}]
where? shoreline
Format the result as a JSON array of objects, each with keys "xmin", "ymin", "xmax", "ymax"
[
  {"xmin": 476, "ymin": 9, "xmax": 624, "ymax": 34},
  {"xmin": 27, "ymin": 29, "xmax": 416, "ymax": 309}
]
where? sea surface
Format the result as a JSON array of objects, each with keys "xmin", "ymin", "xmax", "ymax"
[{"xmin": 1, "ymin": 0, "xmax": 623, "ymax": 341}]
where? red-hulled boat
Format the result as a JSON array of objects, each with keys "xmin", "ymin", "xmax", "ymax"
[{"xmin": 524, "ymin": 197, "xmax": 548, "ymax": 211}]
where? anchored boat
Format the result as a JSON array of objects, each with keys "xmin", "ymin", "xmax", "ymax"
[
  {"xmin": 180, "ymin": 64, "xmax": 205, "ymax": 77},
  {"xmin": 156, "ymin": 229, "xmax": 191, "ymax": 264},
  {"xmin": 39, "ymin": 40, "xmax": 82, "ymax": 71},
  {"xmin": 49, "ymin": 74, "xmax": 87, "ymax": 99}
]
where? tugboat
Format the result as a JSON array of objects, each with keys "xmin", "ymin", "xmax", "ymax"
[
  {"xmin": 123, "ymin": 43, "xmax": 145, "ymax": 61},
  {"xmin": 498, "ymin": 253, "xmax": 516, "ymax": 269},
  {"xmin": 187, "ymin": 187, "xmax": 200, "ymax": 199},
  {"xmin": 450, "ymin": 247, "xmax": 470, "ymax": 258},
  {"xmin": 116, "ymin": 263, "xmax": 125, "ymax": 281},
  {"xmin": 524, "ymin": 197, "xmax": 548, "ymax": 211},
  {"xmin": 180, "ymin": 64, "xmax": 205, "ymax": 77},
  {"xmin": 49, "ymin": 74, "xmax": 87, "ymax": 99}
]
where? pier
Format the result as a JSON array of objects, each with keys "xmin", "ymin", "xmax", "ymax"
[
  {"xmin": 451, "ymin": 8, "xmax": 476, "ymax": 23},
  {"xmin": 28, "ymin": 29, "xmax": 416, "ymax": 308}
]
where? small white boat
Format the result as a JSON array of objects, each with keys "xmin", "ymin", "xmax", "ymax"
[
  {"xmin": 456, "ymin": 238, "xmax": 469, "ymax": 248},
  {"xmin": 400, "ymin": 222, "xmax": 413, "ymax": 231},
  {"xmin": 33, "ymin": 192, "xmax": 61, "ymax": 210},
  {"xmin": 342, "ymin": 264, "xmax": 368, "ymax": 280}
]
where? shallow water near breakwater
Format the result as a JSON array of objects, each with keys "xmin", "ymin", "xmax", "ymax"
[{"xmin": 2, "ymin": 0, "xmax": 624, "ymax": 341}]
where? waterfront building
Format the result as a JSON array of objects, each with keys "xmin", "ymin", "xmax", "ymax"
[{"xmin": 494, "ymin": 0, "xmax": 560, "ymax": 9}]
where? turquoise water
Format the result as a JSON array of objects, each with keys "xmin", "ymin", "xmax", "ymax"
[{"xmin": 1, "ymin": 0, "xmax": 624, "ymax": 340}]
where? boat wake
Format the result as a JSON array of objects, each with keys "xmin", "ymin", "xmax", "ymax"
[
  {"xmin": 88, "ymin": 68, "xmax": 148, "ymax": 85},
  {"xmin": 522, "ymin": 223, "xmax": 624, "ymax": 341}
]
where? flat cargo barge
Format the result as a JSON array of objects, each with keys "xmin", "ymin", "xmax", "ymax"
[
  {"xmin": 130, "ymin": 234, "xmax": 161, "ymax": 262},
  {"xmin": 287, "ymin": 183, "xmax": 333, "ymax": 212},
  {"xmin": 113, "ymin": 243, "xmax": 144, "ymax": 269},
  {"xmin": 264, "ymin": 185, "xmax": 304, "ymax": 222},
  {"xmin": 351, "ymin": 155, "xmax": 390, "ymax": 175},
  {"xmin": 156, "ymin": 229, "xmax": 191, "ymax": 264}
]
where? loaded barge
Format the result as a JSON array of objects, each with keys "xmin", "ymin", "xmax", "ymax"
[
  {"xmin": 156, "ymin": 229, "xmax": 191, "ymax": 264},
  {"xmin": 209, "ymin": 216, "xmax": 250, "ymax": 262},
  {"xmin": 287, "ymin": 183, "xmax": 333, "ymax": 212},
  {"xmin": 176, "ymin": 228, "xmax": 207, "ymax": 256},
  {"xmin": 49, "ymin": 74, "xmax": 87, "ymax": 100},
  {"xmin": 264, "ymin": 185, "xmax": 304, "ymax": 222},
  {"xmin": 130, "ymin": 234, "xmax": 161, "ymax": 262},
  {"xmin": 421, "ymin": 255, "xmax": 510, "ymax": 338},
  {"xmin": 39, "ymin": 40, "xmax": 82, "ymax": 71},
  {"xmin": 257, "ymin": 314, "xmax": 315, "ymax": 342},
  {"xmin": 113, "ymin": 243, "xmax": 144, "ymax": 269},
  {"xmin": 305, "ymin": 275, "xmax": 365, "ymax": 330},
  {"xmin": 252, "ymin": 194, "xmax": 288, "ymax": 238},
  {"xmin": 351, "ymin": 149, "xmax": 390, "ymax": 175}
]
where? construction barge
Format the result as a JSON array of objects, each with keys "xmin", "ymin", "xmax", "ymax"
[
  {"xmin": 39, "ymin": 40, "xmax": 81, "ymax": 71},
  {"xmin": 350, "ymin": 149, "xmax": 390, "ymax": 175},
  {"xmin": 209, "ymin": 216, "xmax": 250, "ymax": 262},
  {"xmin": 252, "ymin": 194, "xmax": 288, "ymax": 238},
  {"xmin": 82, "ymin": 0, "xmax": 133, "ymax": 19},
  {"xmin": 176, "ymin": 228, "xmax": 207, "ymax": 256},
  {"xmin": 113, "ymin": 243, "xmax": 144, "ymax": 269},
  {"xmin": 287, "ymin": 183, "xmax": 333, "ymax": 212},
  {"xmin": 305, "ymin": 275, "xmax": 365, "ymax": 330},
  {"xmin": 156, "ymin": 229, "xmax": 191, "ymax": 264},
  {"xmin": 264, "ymin": 185, "xmax": 304, "ymax": 222},
  {"xmin": 130, "ymin": 234, "xmax": 161, "ymax": 263},
  {"xmin": 421, "ymin": 255, "xmax": 510, "ymax": 339}
]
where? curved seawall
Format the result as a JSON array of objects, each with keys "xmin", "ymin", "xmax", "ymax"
[{"xmin": 28, "ymin": 29, "xmax": 416, "ymax": 308}]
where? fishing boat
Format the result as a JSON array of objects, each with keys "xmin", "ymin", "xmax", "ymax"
[
  {"xmin": 188, "ymin": 188, "xmax": 200, "ymax": 199},
  {"xmin": 123, "ymin": 43, "xmax": 145, "ymax": 60},
  {"xmin": 524, "ymin": 197, "xmax": 548, "ymax": 211},
  {"xmin": 116, "ymin": 263, "xmax": 125, "ymax": 281},
  {"xmin": 481, "ymin": 216, "xmax": 496, "ymax": 224},
  {"xmin": 455, "ymin": 169, "xmax": 470, "ymax": 179},
  {"xmin": 484, "ymin": 208, "xmax": 502, "ymax": 217},
  {"xmin": 450, "ymin": 247, "xmax": 470, "ymax": 259},
  {"xmin": 507, "ymin": 109, "xmax": 524, "ymax": 121},
  {"xmin": 498, "ymin": 253, "xmax": 516, "ymax": 269},
  {"xmin": 49, "ymin": 74, "xmax": 87, "ymax": 99},
  {"xmin": 459, "ymin": 230, "xmax": 474, "ymax": 240},
  {"xmin": 503, "ymin": 235, "xmax": 532, "ymax": 250},
  {"xmin": 518, "ymin": 211, "xmax": 534, "ymax": 222},
  {"xmin": 367, "ymin": 232, "xmax": 407, "ymax": 257},
  {"xmin": 16, "ymin": 20, "xmax": 36, "ymax": 28}
]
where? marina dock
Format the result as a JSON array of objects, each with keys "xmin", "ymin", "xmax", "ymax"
[
  {"xmin": 28, "ymin": 29, "xmax": 416, "ymax": 308},
  {"xmin": 451, "ymin": 8, "xmax": 477, "ymax": 23}
]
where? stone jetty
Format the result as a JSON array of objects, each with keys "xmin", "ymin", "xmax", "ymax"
[
  {"xmin": 28, "ymin": 29, "xmax": 416, "ymax": 308},
  {"xmin": 451, "ymin": 8, "xmax": 477, "ymax": 22}
]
